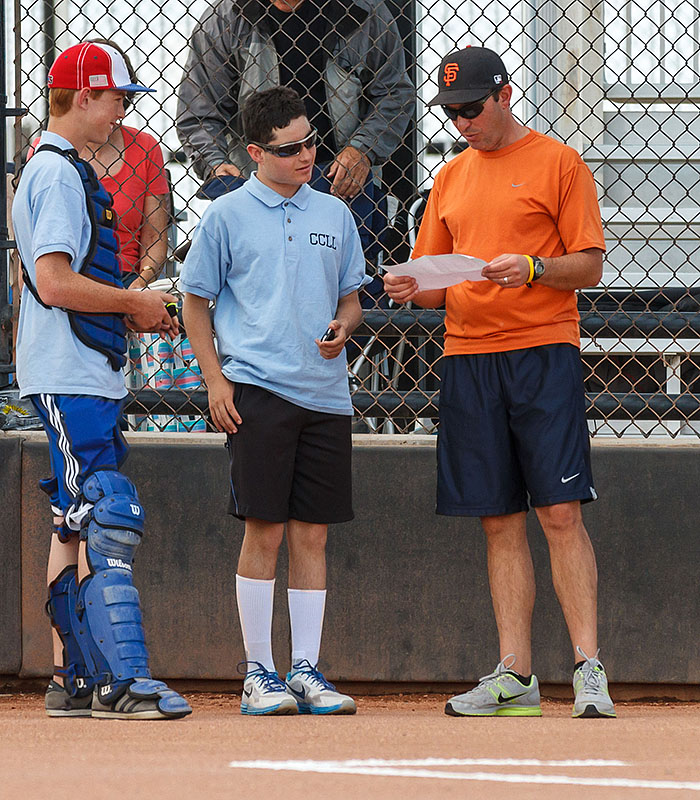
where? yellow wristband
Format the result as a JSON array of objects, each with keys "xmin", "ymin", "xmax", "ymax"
[{"xmin": 524, "ymin": 255, "xmax": 535, "ymax": 286}]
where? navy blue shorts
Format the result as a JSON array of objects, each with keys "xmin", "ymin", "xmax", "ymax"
[
  {"xmin": 437, "ymin": 344, "xmax": 597, "ymax": 517},
  {"xmin": 30, "ymin": 394, "xmax": 128, "ymax": 537}
]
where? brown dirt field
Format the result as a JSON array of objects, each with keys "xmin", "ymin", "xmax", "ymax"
[{"xmin": 1, "ymin": 692, "xmax": 699, "ymax": 800}]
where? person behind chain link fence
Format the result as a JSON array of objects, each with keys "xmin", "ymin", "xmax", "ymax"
[
  {"xmin": 12, "ymin": 41, "xmax": 191, "ymax": 720},
  {"xmin": 85, "ymin": 39, "xmax": 170, "ymax": 290},
  {"xmin": 180, "ymin": 86, "xmax": 370, "ymax": 716},
  {"xmin": 176, "ymin": 0, "xmax": 413, "ymax": 196},
  {"xmin": 175, "ymin": 0, "xmax": 414, "ymax": 265},
  {"xmin": 384, "ymin": 46, "xmax": 616, "ymax": 720}
]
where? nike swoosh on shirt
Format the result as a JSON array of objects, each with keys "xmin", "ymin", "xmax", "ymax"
[
  {"xmin": 511, "ymin": 182, "xmax": 525, "ymax": 187},
  {"xmin": 561, "ymin": 473, "xmax": 581, "ymax": 483},
  {"xmin": 497, "ymin": 691, "xmax": 529, "ymax": 704}
]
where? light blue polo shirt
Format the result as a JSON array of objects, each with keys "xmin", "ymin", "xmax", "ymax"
[
  {"xmin": 12, "ymin": 131, "xmax": 126, "ymax": 400},
  {"xmin": 179, "ymin": 174, "xmax": 369, "ymax": 415}
]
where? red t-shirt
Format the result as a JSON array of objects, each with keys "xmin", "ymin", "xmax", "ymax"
[{"xmin": 99, "ymin": 126, "xmax": 169, "ymax": 273}]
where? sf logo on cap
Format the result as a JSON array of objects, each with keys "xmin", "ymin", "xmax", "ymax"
[{"xmin": 443, "ymin": 63, "xmax": 459, "ymax": 86}]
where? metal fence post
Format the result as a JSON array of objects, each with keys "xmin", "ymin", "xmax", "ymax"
[{"xmin": 1, "ymin": 0, "xmax": 26, "ymax": 387}]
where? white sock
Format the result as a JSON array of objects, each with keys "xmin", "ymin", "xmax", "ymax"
[
  {"xmin": 288, "ymin": 588, "xmax": 327, "ymax": 668},
  {"xmin": 236, "ymin": 574, "xmax": 276, "ymax": 673}
]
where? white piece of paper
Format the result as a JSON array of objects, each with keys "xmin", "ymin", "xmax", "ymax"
[{"xmin": 388, "ymin": 253, "xmax": 488, "ymax": 291}]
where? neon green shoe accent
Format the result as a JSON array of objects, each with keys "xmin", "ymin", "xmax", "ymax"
[{"xmin": 495, "ymin": 705, "xmax": 543, "ymax": 717}]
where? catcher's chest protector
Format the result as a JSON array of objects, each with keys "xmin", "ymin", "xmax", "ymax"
[{"xmin": 25, "ymin": 144, "xmax": 128, "ymax": 370}]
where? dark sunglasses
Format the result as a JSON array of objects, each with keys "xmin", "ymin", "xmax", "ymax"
[
  {"xmin": 251, "ymin": 128, "xmax": 318, "ymax": 157},
  {"xmin": 441, "ymin": 89, "xmax": 500, "ymax": 121}
]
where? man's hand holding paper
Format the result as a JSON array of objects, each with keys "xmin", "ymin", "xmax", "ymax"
[{"xmin": 387, "ymin": 254, "xmax": 488, "ymax": 292}]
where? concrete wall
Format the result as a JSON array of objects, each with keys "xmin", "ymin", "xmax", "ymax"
[
  {"xmin": 4, "ymin": 431, "xmax": 700, "ymax": 684},
  {"xmin": 0, "ymin": 436, "xmax": 21, "ymax": 674}
]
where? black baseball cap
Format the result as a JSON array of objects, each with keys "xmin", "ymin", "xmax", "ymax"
[{"xmin": 428, "ymin": 47, "xmax": 509, "ymax": 106}]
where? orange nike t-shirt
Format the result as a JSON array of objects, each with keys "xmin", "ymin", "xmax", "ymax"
[{"xmin": 412, "ymin": 129, "xmax": 606, "ymax": 355}]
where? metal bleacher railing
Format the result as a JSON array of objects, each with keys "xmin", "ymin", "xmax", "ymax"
[{"xmin": 3, "ymin": 0, "xmax": 700, "ymax": 437}]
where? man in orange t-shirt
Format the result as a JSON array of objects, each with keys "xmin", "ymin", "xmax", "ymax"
[{"xmin": 385, "ymin": 47, "xmax": 615, "ymax": 720}]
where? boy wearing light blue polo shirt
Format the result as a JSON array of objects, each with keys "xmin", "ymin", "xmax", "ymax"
[
  {"xmin": 13, "ymin": 41, "xmax": 190, "ymax": 720},
  {"xmin": 181, "ymin": 87, "xmax": 369, "ymax": 716}
]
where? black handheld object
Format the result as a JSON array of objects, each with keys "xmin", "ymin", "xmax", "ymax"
[
  {"xmin": 165, "ymin": 302, "xmax": 178, "ymax": 318},
  {"xmin": 320, "ymin": 327, "xmax": 336, "ymax": 342}
]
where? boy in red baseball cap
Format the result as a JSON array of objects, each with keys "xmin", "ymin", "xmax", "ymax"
[{"xmin": 12, "ymin": 42, "xmax": 191, "ymax": 720}]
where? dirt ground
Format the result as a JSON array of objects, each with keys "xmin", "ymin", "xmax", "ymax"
[{"xmin": 1, "ymin": 692, "xmax": 699, "ymax": 800}]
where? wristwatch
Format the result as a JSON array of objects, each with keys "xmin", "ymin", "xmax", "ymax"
[{"xmin": 531, "ymin": 257, "xmax": 546, "ymax": 281}]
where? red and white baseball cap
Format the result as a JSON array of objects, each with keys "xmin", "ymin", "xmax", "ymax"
[{"xmin": 48, "ymin": 42, "xmax": 154, "ymax": 93}]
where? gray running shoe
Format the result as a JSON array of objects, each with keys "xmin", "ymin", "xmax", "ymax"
[
  {"xmin": 45, "ymin": 680, "xmax": 93, "ymax": 717},
  {"xmin": 445, "ymin": 655, "xmax": 542, "ymax": 717},
  {"xmin": 572, "ymin": 646, "xmax": 616, "ymax": 718}
]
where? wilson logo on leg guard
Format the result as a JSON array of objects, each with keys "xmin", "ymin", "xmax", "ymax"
[{"xmin": 106, "ymin": 558, "xmax": 132, "ymax": 570}]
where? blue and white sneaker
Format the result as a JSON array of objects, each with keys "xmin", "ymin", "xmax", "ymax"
[
  {"xmin": 285, "ymin": 660, "xmax": 356, "ymax": 715},
  {"xmin": 239, "ymin": 661, "xmax": 298, "ymax": 716}
]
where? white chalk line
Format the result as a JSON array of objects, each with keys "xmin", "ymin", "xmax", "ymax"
[
  {"xmin": 282, "ymin": 758, "xmax": 630, "ymax": 768},
  {"xmin": 228, "ymin": 759, "xmax": 700, "ymax": 791}
]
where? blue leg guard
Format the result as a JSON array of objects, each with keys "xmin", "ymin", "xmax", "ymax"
[
  {"xmin": 46, "ymin": 565, "xmax": 94, "ymax": 697},
  {"xmin": 78, "ymin": 470, "xmax": 150, "ymax": 696},
  {"xmin": 74, "ymin": 470, "xmax": 191, "ymax": 718}
]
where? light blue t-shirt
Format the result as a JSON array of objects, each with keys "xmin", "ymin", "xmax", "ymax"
[
  {"xmin": 179, "ymin": 174, "xmax": 370, "ymax": 415},
  {"xmin": 12, "ymin": 131, "xmax": 126, "ymax": 400}
]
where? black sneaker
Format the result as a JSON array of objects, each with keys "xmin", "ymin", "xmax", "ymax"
[
  {"xmin": 45, "ymin": 680, "xmax": 93, "ymax": 717},
  {"xmin": 91, "ymin": 678, "xmax": 192, "ymax": 720}
]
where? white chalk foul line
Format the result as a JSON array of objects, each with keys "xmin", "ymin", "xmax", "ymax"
[
  {"xmin": 304, "ymin": 758, "xmax": 629, "ymax": 768},
  {"xmin": 228, "ymin": 759, "xmax": 700, "ymax": 792}
]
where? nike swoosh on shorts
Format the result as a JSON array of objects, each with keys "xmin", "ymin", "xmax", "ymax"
[{"xmin": 561, "ymin": 473, "xmax": 581, "ymax": 483}]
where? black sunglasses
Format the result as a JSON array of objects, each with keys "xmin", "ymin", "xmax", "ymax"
[
  {"xmin": 251, "ymin": 128, "xmax": 318, "ymax": 157},
  {"xmin": 441, "ymin": 89, "xmax": 500, "ymax": 121}
]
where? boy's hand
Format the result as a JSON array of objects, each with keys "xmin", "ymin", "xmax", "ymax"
[
  {"xmin": 315, "ymin": 319, "xmax": 347, "ymax": 359},
  {"xmin": 127, "ymin": 291, "xmax": 180, "ymax": 338},
  {"xmin": 207, "ymin": 373, "xmax": 243, "ymax": 433}
]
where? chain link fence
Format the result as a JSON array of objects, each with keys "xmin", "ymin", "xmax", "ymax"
[{"xmin": 6, "ymin": 0, "xmax": 700, "ymax": 436}]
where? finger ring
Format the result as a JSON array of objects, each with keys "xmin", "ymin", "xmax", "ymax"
[{"xmin": 503, "ymin": 276, "xmax": 508, "ymax": 284}]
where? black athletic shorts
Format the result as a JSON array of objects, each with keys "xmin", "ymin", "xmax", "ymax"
[
  {"xmin": 226, "ymin": 383, "xmax": 354, "ymax": 524},
  {"xmin": 437, "ymin": 344, "xmax": 597, "ymax": 517}
]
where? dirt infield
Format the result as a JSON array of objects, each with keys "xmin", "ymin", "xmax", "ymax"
[{"xmin": 1, "ymin": 692, "xmax": 699, "ymax": 800}]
